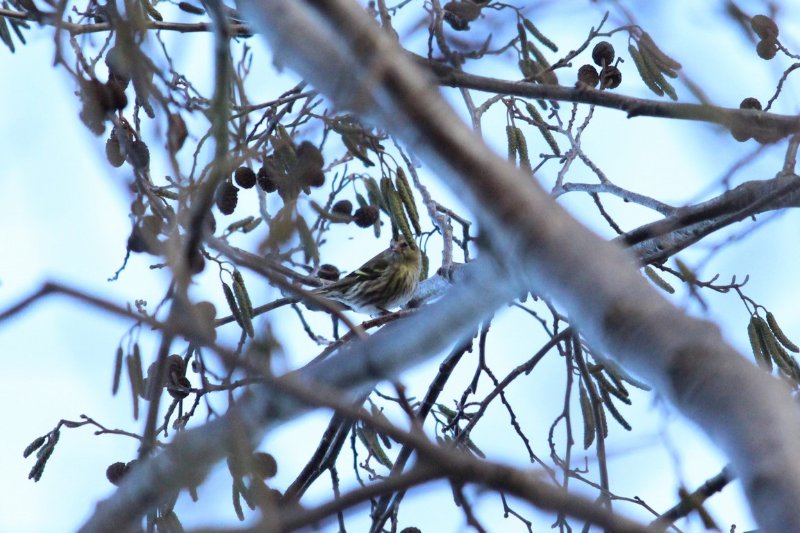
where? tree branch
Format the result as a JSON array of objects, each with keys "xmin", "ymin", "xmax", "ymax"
[
  {"xmin": 626, "ymin": 172, "xmax": 800, "ymax": 263},
  {"xmin": 419, "ymin": 55, "xmax": 800, "ymax": 138}
]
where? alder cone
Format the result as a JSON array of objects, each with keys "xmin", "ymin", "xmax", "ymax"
[
  {"xmin": 592, "ymin": 41, "xmax": 615, "ymax": 66},
  {"xmin": 577, "ymin": 64, "xmax": 599, "ymax": 87},
  {"xmin": 751, "ymin": 15, "xmax": 778, "ymax": 40},
  {"xmin": 106, "ymin": 133, "xmax": 124, "ymax": 167},
  {"xmin": 353, "ymin": 205, "xmax": 379, "ymax": 228},
  {"xmin": 216, "ymin": 182, "xmax": 239, "ymax": 215},
  {"xmin": 234, "ymin": 166, "xmax": 257, "ymax": 189},
  {"xmin": 331, "ymin": 199, "xmax": 353, "ymax": 217}
]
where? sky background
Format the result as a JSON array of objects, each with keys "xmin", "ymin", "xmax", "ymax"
[{"xmin": 1, "ymin": 1, "xmax": 799, "ymax": 531}]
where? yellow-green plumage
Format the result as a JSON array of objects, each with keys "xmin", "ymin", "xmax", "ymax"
[{"xmin": 314, "ymin": 239, "xmax": 421, "ymax": 314}]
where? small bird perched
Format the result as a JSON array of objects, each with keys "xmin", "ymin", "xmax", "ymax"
[{"xmin": 314, "ymin": 239, "xmax": 422, "ymax": 314}]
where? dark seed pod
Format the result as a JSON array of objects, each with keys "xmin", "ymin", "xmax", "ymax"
[
  {"xmin": 600, "ymin": 65, "xmax": 622, "ymax": 89},
  {"xmin": 167, "ymin": 113, "xmax": 188, "ymax": 154},
  {"xmin": 296, "ymin": 141, "xmax": 324, "ymax": 169},
  {"xmin": 592, "ymin": 41, "xmax": 615, "ymax": 66},
  {"xmin": 189, "ymin": 249, "xmax": 205, "ymax": 274},
  {"xmin": 257, "ymin": 164, "xmax": 278, "ymax": 192},
  {"xmin": 751, "ymin": 14, "xmax": 779, "ymax": 40},
  {"xmin": 739, "ymin": 97, "xmax": 762, "ymax": 110},
  {"xmin": 128, "ymin": 140, "xmax": 150, "ymax": 170},
  {"xmin": 331, "ymin": 199, "xmax": 353, "ymax": 217},
  {"xmin": 353, "ymin": 205, "xmax": 379, "ymax": 228},
  {"xmin": 443, "ymin": 11, "xmax": 468, "ymax": 31},
  {"xmin": 78, "ymin": 79, "xmax": 112, "ymax": 135},
  {"xmin": 79, "ymin": 107, "xmax": 106, "ymax": 135},
  {"xmin": 195, "ymin": 301, "xmax": 216, "ymax": 324},
  {"xmin": 252, "ymin": 452, "xmax": 278, "ymax": 479},
  {"xmin": 301, "ymin": 167, "xmax": 325, "ymax": 188},
  {"xmin": 129, "ymin": 217, "xmax": 163, "ymax": 255},
  {"xmin": 166, "ymin": 354, "xmax": 186, "ymax": 378},
  {"xmin": 106, "ymin": 133, "xmax": 125, "ymax": 167},
  {"xmin": 167, "ymin": 375, "xmax": 191, "ymax": 399},
  {"xmin": 106, "ymin": 462, "xmax": 129, "ymax": 486},
  {"xmin": 127, "ymin": 226, "xmax": 148, "ymax": 253},
  {"xmin": 105, "ymin": 78, "xmax": 128, "ymax": 111},
  {"xmin": 318, "ymin": 263, "xmax": 341, "ymax": 281},
  {"xmin": 756, "ymin": 38, "xmax": 778, "ymax": 60},
  {"xmin": 216, "ymin": 181, "xmax": 239, "ymax": 215},
  {"xmin": 234, "ymin": 166, "xmax": 257, "ymax": 189},
  {"xmin": 84, "ymin": 78, "xmax": 115, "ymax": 114},
  {"xmin": 443, "ymin": 1, "xmax": 481, "ymax": 31},
  {"xmin": 577, "ymin": 64, "xmax": 600, "ymax": 87},
  {"xmin": 292, "ymin": 142, "xmax": 325, "ymax": 188}
]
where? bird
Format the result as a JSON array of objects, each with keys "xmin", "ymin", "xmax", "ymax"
[{"xmin": 313, "ymin": 239, "xmax": 422, "ymax": 314}]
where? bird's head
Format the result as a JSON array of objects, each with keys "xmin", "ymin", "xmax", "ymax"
[{"xmin": 390, "ymin": 238, "xmax": 421, "ymax": 267}]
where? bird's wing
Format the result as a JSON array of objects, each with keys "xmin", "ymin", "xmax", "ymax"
[
  {"xmin": 343, "ymin": 251, "xmax": 390, "ymax": 281},
  {"xmin": 317, "ymin": 249, "xmax": 390, "ymax": 292}
]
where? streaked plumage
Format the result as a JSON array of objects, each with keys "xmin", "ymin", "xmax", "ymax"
[{"xmin": 314, "ymin": 239, "xmax": 422, "ymax": 314}]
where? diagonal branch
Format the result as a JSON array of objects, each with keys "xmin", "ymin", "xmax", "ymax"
[{"xmin": 627, "ymin": 171, "xmax": 800, "ymax": 263}]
